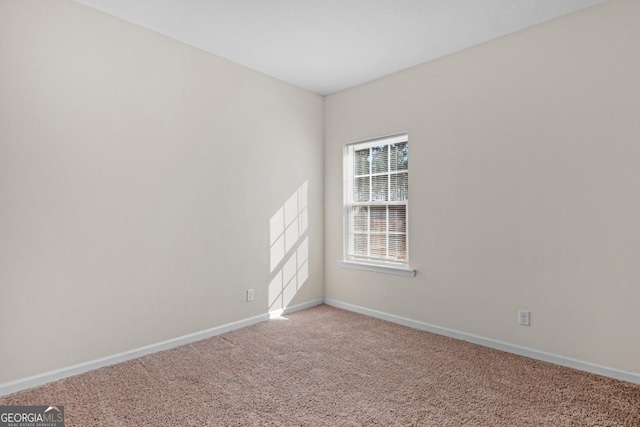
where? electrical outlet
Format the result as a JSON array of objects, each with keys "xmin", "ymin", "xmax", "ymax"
[
  {"xmin": 519, "ymin": 310, "xmax": 530, "ymax": 326},
  {"xmin": 246, "ymin": 289, "xmax": 254, "ymax": 302}
]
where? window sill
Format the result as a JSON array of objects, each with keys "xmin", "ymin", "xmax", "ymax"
[{"xmin": 337, "ymin": 260, "xmax": 416, "ymax": 277}]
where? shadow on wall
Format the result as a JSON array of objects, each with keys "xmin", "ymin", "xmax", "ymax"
[{"xmin": 268, "ymin": 181, "xmax": 309, "ymax": 317}]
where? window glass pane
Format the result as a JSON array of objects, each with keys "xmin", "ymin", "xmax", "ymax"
[
  {"xmin": 370, "ymin": 206, "xmax": 387, "ymax": 233},
  {"xmin": 346, "ymin": 136, "xmax": 408, "ymax": 264},
  {"xmin": 390, "ymin": 142, "xmax": 408, "ymax": 171},
  {"xmin": 390, "ymin": 172, "xmax": 408, "ymax": 201},
  {"xmin": 370, "ymin": 234, "xmax": 387, "ymax": 257},
  {"xmin": 389, "ymin": 205, "xmax": 406, "ymax": 233},
  {"xmin": 389, "ymin": 234, "xmax": 407, "ymax": 260},
  {"xmin": 353, "ymin": 233, "xmax": 368, "ymax": 256},
  {"xmin": 354, "ymin": 177, "xmax": 370, "ymax": 202},
  {"xmin": 352, "ymin": 206, "xmax": 368, "ymax": 232},
  {"xmin": 371, "ymin": 175, "xmax": 388, "ymax": 201},
  {"xmin": 355, "ymin": 149, "xmax": 370, "ymax": 176},
  {"xmin": 371, "ymin": 145, "xmax": 389, "ymax": 174}
]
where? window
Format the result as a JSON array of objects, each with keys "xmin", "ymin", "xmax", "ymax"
[{"xmin": 343, "ymin": 134, "xmax": 412, "ymax": 274}]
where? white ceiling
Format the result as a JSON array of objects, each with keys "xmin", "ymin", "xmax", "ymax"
[{"xmin": 74, "ymin": 0, "xmax": 605, "ymax": 95}]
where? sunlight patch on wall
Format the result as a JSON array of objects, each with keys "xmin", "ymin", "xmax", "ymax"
[{"xmin": 268, "ymin": 181, "xmax": 309, "ymax": 316}]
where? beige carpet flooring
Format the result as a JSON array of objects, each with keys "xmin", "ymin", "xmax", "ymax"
[{"xmin": 2, "ymin": 305, "xmax": 639, "ymax": 426}]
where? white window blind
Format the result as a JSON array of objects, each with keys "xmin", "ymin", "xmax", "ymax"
[{"xmin": 344, "ymin": 134, "xmax": 409, "ymax": 266}]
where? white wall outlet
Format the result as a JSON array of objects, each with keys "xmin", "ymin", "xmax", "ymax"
[
  {"xmin": 246, "ymin": 289, "xmax": 254, "ymax": 302},
  {"xmin": 519, "ymin": 310, "xmax": 530, "ymax": 326}
]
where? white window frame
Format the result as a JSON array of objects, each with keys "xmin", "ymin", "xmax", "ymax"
[{"xmin": 340, "ymin": 133, "xmax": 415, "ymax": 276}]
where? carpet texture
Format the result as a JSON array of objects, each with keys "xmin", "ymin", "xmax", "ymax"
[{"xmin": 2, "ymin": 305, "xmax": 639, "ymax": 426}]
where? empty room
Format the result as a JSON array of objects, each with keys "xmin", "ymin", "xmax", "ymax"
[{"xmin": 1, "ymin": 0, "xmax": 639, "ymax": 425}]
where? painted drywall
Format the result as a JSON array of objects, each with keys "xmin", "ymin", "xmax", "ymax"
[
  {"xmin": 325, "ymin": 0, "xmax": 640, "ymax": 375},
  {"xmin": 0, "ymin": 0, "xmax": 323, "ymax": 384}
]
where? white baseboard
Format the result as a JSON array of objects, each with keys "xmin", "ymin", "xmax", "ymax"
[
  {"xmin": 269, "ymin": 298, "xmax": 324, "ymax": 319},
  {"xmin": 0, "ymin": 298, "xmax": 324, "ymax": 397},
  {"xmin": 324, "ymin": 298, "xmax": 640, "ymax": 385},
  {"xmin": 5, "ymin": 296, "xmax": 635, "ymax": 397}
]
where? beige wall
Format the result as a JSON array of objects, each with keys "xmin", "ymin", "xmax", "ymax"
[
  {"xmin": 325, "ymin": 0, "xmax": 640, "ymax": 374},
  {"xmin": 0, "ymin": 0, "xmax": 323, "ymax": 383}
]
